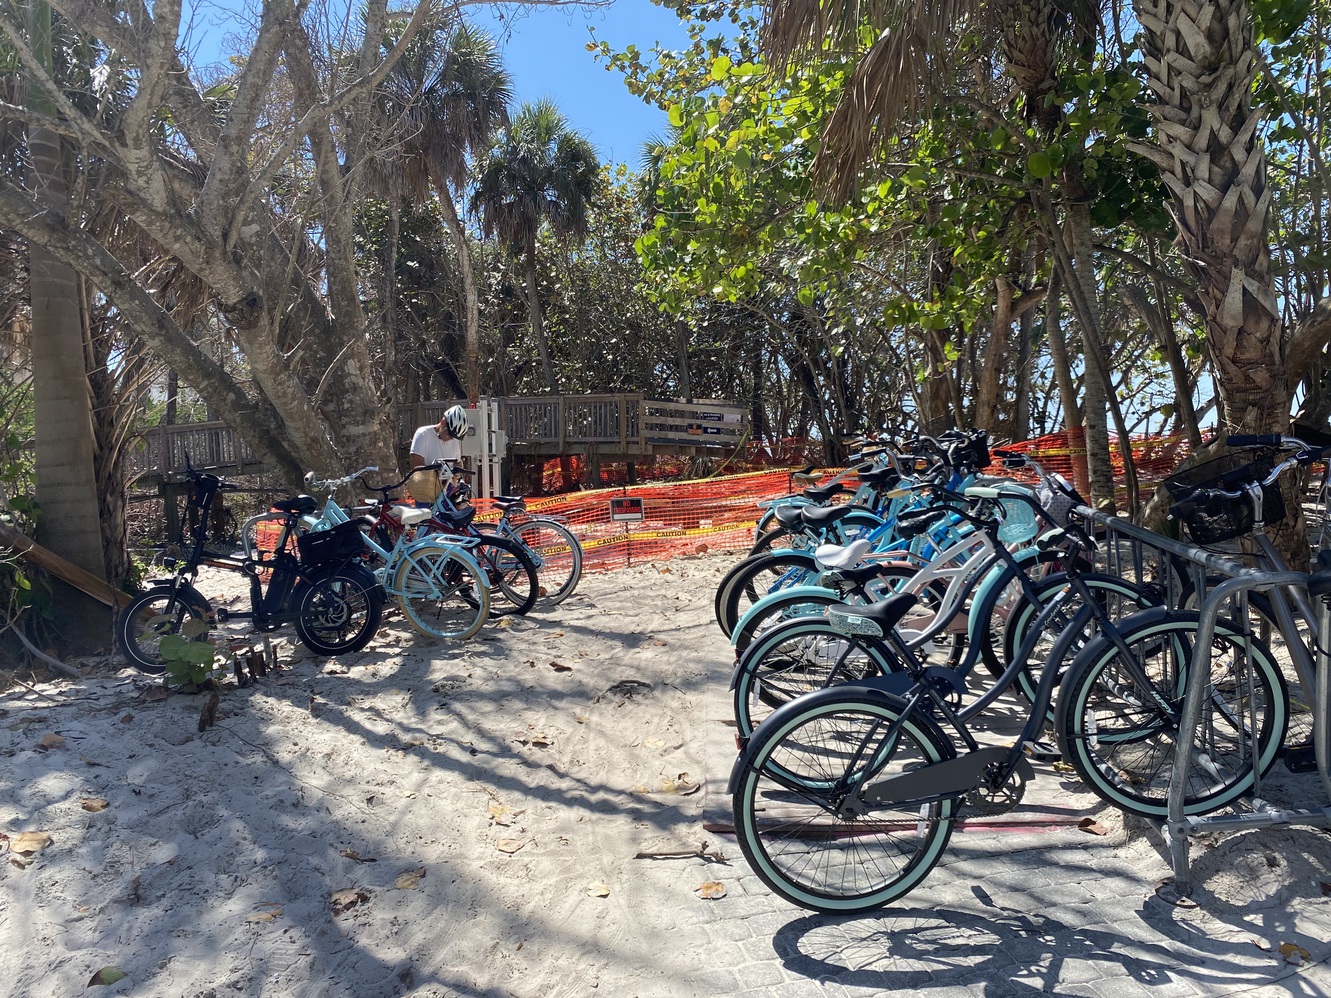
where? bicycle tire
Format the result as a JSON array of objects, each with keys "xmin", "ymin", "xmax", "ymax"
[
  {"xmin": 509, "ymin": 518, "xmax": 583, "ymax": 605},
  {"xmin": 746, "ymin": 509, "xmax": 884, "ymax": 558},
  {"xmin": 733, "ymin": 617, "xmax": 900, "ymax": 737},
  {"xmin": 392, "ymin": 544, "xmax": 490, "ymax": 640},
  {"xmin": 1055, "ymin": 609, "xmax": 1288, "ymax": 818},
  {"xmin": 115, "ymin": 586, "xmax": 212, "ymax": 673},
  {"xmin": 470, "ymin": 535, "xmax": 539, "ymax": 616},
  {"xmin": 1002, "ymin": 572, "xmax": 1160, "ymax": 709},
  {"xmin": 732, "ymin": 591, "xmax": 844, "ymax": 655},
  {"xmin": 732, "ymin": 691, "xmax": 957, "ymax": 913},
  {"xmin": 294, "ymin": 567, "xmax": 382, "ymax": 655},
  {"xmin": 975, "ymin": 551, "xmax": 1093, "ymax": 679},
  {"xmin": 716, "ymin": 550, "xmax": 820, "ymax": 637}
]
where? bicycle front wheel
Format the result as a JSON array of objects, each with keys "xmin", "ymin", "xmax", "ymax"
[
  {"xmin": 392, "ymin": 545, "xmax": 490, "ymax": 640},
  {"xmin": 510, "ymin": 518, "xmax": 583, "ymax": 605},
  {"xmin": 717, "ymin": 550, "xmax": 820, "ymax": 637},
  {"xmin": 115, "ymin": 586, "xmax": 212, "ymax": 673},
  {"xmin": 1055, "ymin": 610, "xmax": 1288, "ymax": 818},
  {"xmin": 732, "ymin": 693, "xmax": 957, "ymax": 913}
]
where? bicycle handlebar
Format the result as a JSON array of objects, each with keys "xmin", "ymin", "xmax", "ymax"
[
  {"xmin": 358, "ymin": 463, "xmax": 440, "ymax": 496},
  {"xmin": 305, "ymin": 466, "xmax": 380, "ymax": 492}
]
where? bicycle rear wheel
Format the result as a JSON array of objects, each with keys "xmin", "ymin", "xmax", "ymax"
[
  {"xmin": 471, "ymin": 535, "xmax": 539, "ymax": 616},
  {"xmin": 295, "ymin": 568, "xmax": 381, "ymax": 655},
  {"xmin": 1055, "ymin": 610, "xmax": 1288, "ymax": 818},
  {"xmin": 510, "ymin": 518, "xmax": 583, "ymax": 604},
  {"xmin": 732, "ymin": 619, "xmax": 897, "ymax": 737},
  {"xmin": 393, "ymin": 545, "xmax": 490, "ymax": 640},
  {"xmin": 717, "ymin": 550, "xmax": 820, "ymax": 637},
  {"xmin": 732, "ymin": 692, "xmax": 956, "ymax": 913}
]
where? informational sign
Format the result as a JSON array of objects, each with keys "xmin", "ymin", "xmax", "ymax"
[{"xmin": 609, "ymin": 497, "xmax": 645, "ymax": 522}]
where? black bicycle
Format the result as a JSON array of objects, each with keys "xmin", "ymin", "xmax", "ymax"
[{"xmin": 115, "ymin": 459, "xmax": 385, "ymax": 671}]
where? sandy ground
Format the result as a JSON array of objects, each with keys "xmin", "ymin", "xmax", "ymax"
[
  {"xmin": 1, "ymin": 555, "xmax": 740, "ymax": 998},
  {"xmin": 5, "ymin": 552, "xmax": 1331, "ymax": 998}
]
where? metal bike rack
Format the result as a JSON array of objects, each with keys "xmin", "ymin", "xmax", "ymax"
[{"xmin": 1076, "ymin": 510, "xmax": 1331, "ymax": 896}]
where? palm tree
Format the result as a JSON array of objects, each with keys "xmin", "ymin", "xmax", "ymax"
[
  {"xmin": 763, "ymin": 0, "xmax": 1286, "ymax": 443},
  {"xmin": 472, "ymin": 99, "xmax": 600, "ymax": 393},
  {"xmin": 371, "ymin": 20, "xmax": 512, "ymax": 403}
]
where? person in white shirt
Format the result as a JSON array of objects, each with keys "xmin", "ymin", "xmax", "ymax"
[{"xmin": 407, "ymin": 405, "xmax": 469, "ymax": 502}]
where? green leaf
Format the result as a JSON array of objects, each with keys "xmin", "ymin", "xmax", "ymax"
[
  {"xmin": 710, "ymin": 55, "xmax": 732, "ymax": 81},
  {"xmin": 668, "ymin": 104, "xmax": 685, "ymax": 127},
  {"xmin": 797, "ymin": 288, "xmax": 815, "ymax": 306},
  {"xmin": 1027, "ymin": 152, "xmax": 1052, "ymax": 179},
  {"xmin": 89, "ymin": 967, "xmax": 128, "ymax": 987}
]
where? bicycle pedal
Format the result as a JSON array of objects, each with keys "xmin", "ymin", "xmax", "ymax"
[
  {"xmin": 214, "ymin": 608, "xmax": 231, "ymax": 623},
  {"xmin": 1021, "ymin": 740, "xmax": 1061, "ymax": 763},
  {"xmin": 1283, "ymin": 744, "xmax": 1319, "ymax": 774}
]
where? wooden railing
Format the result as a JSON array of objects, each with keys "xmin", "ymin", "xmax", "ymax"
[{"xmin": 128, "ymin": 394, "xmax": 748, "ymax": 481}]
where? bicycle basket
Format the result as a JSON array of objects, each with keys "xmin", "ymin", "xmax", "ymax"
[
  {"xmin": 1164, "ymin": 452, "xmax": 1285, "ymax": 543},
  {"xmin": 297, "ymin": 519, "xmax": 366, "ymax": 566},
  {"xmin": 1163, "ymin": 451, "xmax": 1273, "ymax": 500},
  {"xmin": 997, "ymin": 493, "xmax": 1038, "ymax": 545},
  {"xmin": 1035, "ymin": 474, "xmax": 1085, "ymax": 528},
  {"xmin": 1171, "ymin": 486, "xmax": 1286, "ymax": 544}
]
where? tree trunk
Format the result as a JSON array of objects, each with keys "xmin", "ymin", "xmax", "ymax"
[
  {"xmin": 436, "ymin": 191, "xmax": 482, "ymax": 405},
  {"xmin": 975, "ymin": 275, "xmax": 1014, "ymax": 432},
  {"xmin": 524, "ymin": 239, "xmax": 558, "ymax": 392},
  {"xmin": 1133, "ymin": 0, "xmax": 1287, "ymax": 435},
  {"xmin": 1121, "ymin": 282, "xmax": 1203, "ymax": 447},
  {"xmin": 27, "ymin": 0, "xmax": 109, "ymax": 641}
]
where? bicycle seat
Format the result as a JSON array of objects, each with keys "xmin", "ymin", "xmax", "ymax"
[
  {"xmin": 434, "ymin": 506, "xmax": 476, "ymax": 529},
  {"xmin": 896, "ymin": 507, "xmax": 947, "ymax": 539},
  {"xmin": 816, "ymin": 538, "xmax": 872, "ymax": 569},
  {"xmin": 857, "ymin": 467, "xmax": 900, "ymax": 488},
  {"xmin": 774, "ymin": 505, "xmax": 807, "ymax": 528},
  {"xmin": 804, "ymin": 483, "xmax": 848, "ymax": 503},
  {"xmin": 273, "ymin": 495, "xmax": 317, "ymax": 515},
  {"xmin": 803, "ymin": 505, "xmax": 864, "ymax": 529},
  {"xmin": 494, "ymin": 495, "xmax": 525, "ymax": 506},
  {"xmin": 790, "ymin": 472, "xmax": 821, "ymax": 487},
  {"xmin": 390, "ymin": 506, "xmax": 432, "ymax": 526}
]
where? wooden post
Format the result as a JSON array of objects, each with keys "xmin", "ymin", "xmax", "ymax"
[{"xmin": 161, "ymin": 481, "xmax": 182, "ymax": 544}]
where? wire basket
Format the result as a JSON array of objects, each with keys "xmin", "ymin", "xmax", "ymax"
[
  {"xmin": 997, "ymin": 494, "xmax": 1038, "ymax": 545},
  {"xmin": 1164, "ymin": 452, "xmax": 1285, "ymax": 544}
]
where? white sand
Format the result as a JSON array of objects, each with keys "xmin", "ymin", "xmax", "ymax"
[{"xmin": 0, "ymin": 555, "xmax": 736, "ymax": 997}]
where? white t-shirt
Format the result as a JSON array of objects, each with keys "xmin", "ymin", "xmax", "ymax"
[{"xmin": 410, "ymin": 424, "xmax": 462, "ymax": 466}]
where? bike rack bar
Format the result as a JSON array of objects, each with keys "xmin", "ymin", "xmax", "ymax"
[{"xmin": 1075, "ymin": 508, "xmax": 1331, "ymax": 898}]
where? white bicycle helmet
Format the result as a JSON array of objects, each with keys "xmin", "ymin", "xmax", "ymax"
[{"xmin": 442, "ymin": 405, "xmax": 469, "ymax": 438}]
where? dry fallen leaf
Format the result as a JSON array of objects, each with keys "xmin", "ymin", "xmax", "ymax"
[
  {"xmin": 642, "ymin": 738, "xmax": 665, "ymax": 749},
  {"xmin": 488, "ymin": 803, "xmax": 523, "ymax": 826},
  {"xmin": 1078, "ymin": 818, "xmax": 1108, "ymax": 836},
  {"xmin": 694, "ymin": 881, "xmax": 727, "ymax": 900},
  {"xmin": 1052, "ymin": 761, "xmax": 1077, "ymax": 774},
  {"xmin": 630, "ymin": 784, "xmax": 651, "ymax": 794},
  {"xmin": 395, "ymin": 867, "xmax": 426, "ymax": 890},
  {"xmin": 11, "ymin": 831, "xmax": 52, "ymax": 855},
  {"xmin": 586, "ymin": 882, "xmax": 611, "ymax": 898},
  {"xmin": 88, "ymin": 966, "xmax": 127, "ymax": 987},
  {"xmin": 330, "ymin": 887, "xmax": 370, "ymax": 914},
  {"xmin": 1280, "ymin": 942, "xmax": 1310, "ymax": 964},
  {"xmin": 497, "ymin": 838, "xmax": 525, "ymax": 854},
  {"xmin": 550, "ymin": 662, "xmax": 572, "ymax": 672},
  {"xmin": 1321, "ymin": 882, "xmax": 1331, "ymax": 898},
  {"xmin": 339, "ymin": 849, "xmax": 376, "ymax": 863},
  {"xmin": 119, "ymin": 713, "xmax": 134, "ymax": 724},
  {"xmin": 142, "ymin": 686, "xmax": 170, "ymax": 702},
  {"xmin": 80, "ymin": 798, "xmax": 109, "ymax": 813},
  {"xmin": 575, "ymin": 714, "xmax": 589, "ymax": 724},
  {"xmin": 36, "ymin": 733, "xmax": 65, "ymax": 750},
  {"xmin": 245, "ymin": 904, "xmax": 283, "ymax": 923}
]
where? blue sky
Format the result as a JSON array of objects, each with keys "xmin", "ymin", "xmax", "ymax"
[{"xmin": 464, "ymin": 2, "xmax": 692, "ymax": 167}]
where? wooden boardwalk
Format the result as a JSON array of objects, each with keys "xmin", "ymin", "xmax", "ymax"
[{"xmin": 128, "ymin": 394, "xmax": 749, "ymax": 484}]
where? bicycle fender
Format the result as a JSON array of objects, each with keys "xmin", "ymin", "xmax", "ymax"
[
  {"xmin": 726, "ymin": 683, "xmax": 917, "ymax": 794},
  {"xmin": 142, "ymin": 580, "xmax": 213, "ymax": 614},
  {"xmin": 731, "ymin": 585, "xmax": 838, "ymax": 648}
]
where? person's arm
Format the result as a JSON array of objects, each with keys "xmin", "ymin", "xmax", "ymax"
[{"xmin": 410, "ymin": 452, "xmax": 424, "ymax": 469}]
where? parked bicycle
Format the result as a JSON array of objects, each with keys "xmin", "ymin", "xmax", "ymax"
[{"xmin": 116, "ymin": 460, "xmax": 385, "ymax": 670}]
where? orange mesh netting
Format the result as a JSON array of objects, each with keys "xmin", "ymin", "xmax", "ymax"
[{"xmin": 378, "ymin": 430, "xmax": 1205, "ymax": 574}]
